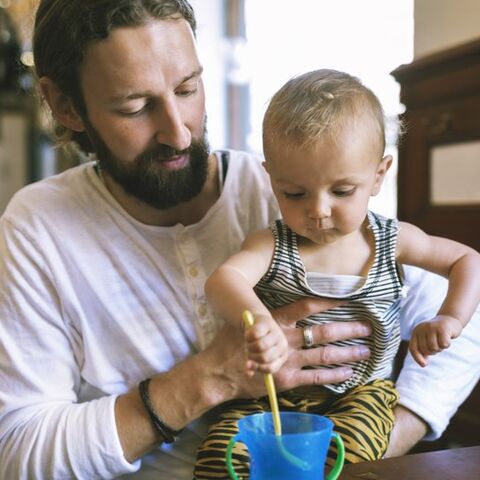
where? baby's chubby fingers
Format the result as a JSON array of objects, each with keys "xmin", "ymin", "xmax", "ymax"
[
  {"xmin": 425, "ymin": 333, "xmax": 440, "ymax": 354},
  {"xmin": 244, "ymin": 321, "xmax": 287, "ymax": 352},
  {"xmin": 244, "ymin": 321, "xmax": 271, "ymax": 343},
  {"xmin": 245, "ymin": 341, "xmax": 288, "ymax": 375},
  {"xmin": 437, "ymin": 329, "xmax": 452, "ymax": 350},
  {"xmin": 247, "ymin": 339, "xmax": 286, "ymax": 363},
  {"xmin": 256, "ymin": 355, "xmax": 288, "ymax": 374},
  {"xmin": 409, "ymin": 335, "xmax": 428, "ymax": 367},
  {"xmin": 411, "ymin": 349, "xmax": 428, "ymax": 368}
]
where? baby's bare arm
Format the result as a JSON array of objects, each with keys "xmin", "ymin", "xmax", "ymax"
[
  {"xmin": 205, "ymin": 229, "xmax": 288, "ymax": 372},
  {"xmin": 397, "ymin": 222, "xmax": 480, "ymax": 365},
  {"xmin": 205, "ymin": 230, "xmax": 274, "ymax": 326},
  {"xmin": 397, "ymin": 222, "xmax": 480, "ymax": 330}
]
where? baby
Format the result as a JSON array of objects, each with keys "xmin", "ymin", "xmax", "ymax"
[{"xmin": 194, "ymin": 69, "xmax": 480, "ymax": 479}]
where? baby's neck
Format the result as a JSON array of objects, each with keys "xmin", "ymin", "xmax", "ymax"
[{"xmin": 298, "ymin": 227, "xmax": 374, "ymax": 276}]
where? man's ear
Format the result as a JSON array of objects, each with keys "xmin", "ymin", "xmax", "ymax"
[
  {"xmin": 39, "ymin": 77, "xmax": 85, "ymax": 132},
  {"xmin": 262, "ymin": 160, "xmax": 269, "ymax": 173},
  {"xmin": 371, "ymin": 155, "xmax": 393, "ymax": 196}
]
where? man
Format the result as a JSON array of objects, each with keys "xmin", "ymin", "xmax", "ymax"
[{"xmin": 0, "ymin": 1, "xmax": 478, "ymax": 478}]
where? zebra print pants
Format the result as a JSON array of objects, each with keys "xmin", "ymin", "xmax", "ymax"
[{"xmin": 194, "ymin": 379, "xmax": 399, "ymax": 479}]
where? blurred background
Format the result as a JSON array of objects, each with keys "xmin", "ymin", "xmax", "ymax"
[{"xmin": 1, "ymin": 0, "xmax": 476, "ymax": 216}]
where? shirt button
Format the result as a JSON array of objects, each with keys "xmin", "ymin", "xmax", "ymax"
[
  {"xmin": 198, "ymin": 304, "xmax": 208, "ymax": 317},
  {"xmin": 188, "ymin": 266, "xmax": 199, "ymax": 277}
]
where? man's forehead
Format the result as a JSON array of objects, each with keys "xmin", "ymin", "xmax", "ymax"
[
  {"xmin": 106, "ymin": 67, "xmax": 204, "ymax": 103},
  {"xmin": 85, "ymin": 18, "xmax": 195, "ymax": 61},
  {"xmin": 80, "ymin": 18, "xmax": 201, "ymax": 95}
]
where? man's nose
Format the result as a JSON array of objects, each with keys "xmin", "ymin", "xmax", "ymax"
[{"xmin": 154, "ymin": 98, "xmax": 191, "ymax": 151}]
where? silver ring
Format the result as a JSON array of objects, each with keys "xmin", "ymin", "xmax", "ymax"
[{"xmin": 302, "ymin": 325, "xmax": 314, "ymax": 348}]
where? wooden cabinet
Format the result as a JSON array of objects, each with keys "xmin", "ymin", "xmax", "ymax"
[
  {"xmin": 391, "ymin": 39, "xmax": 480, "ymax": 451},
  {"xmin": 391, "ymin": 39, "xmax": 480, "ymax": 251}
]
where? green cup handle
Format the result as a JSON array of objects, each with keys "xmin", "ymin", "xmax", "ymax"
[
  {"xmin": 226, "ymin": 435, "xmax": 242, "ymax": 480},
  {"xmin": 326, "ymin": 431, "xmax": 345, "ymax": 480},
  {"xmin": 226, "ymin": 431, "xmax": 344, "ymax": 480}
]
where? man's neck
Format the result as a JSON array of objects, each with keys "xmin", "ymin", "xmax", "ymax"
[{"xmin": 100, "ymin": 154, "xmax": 220, "ymax": 227}]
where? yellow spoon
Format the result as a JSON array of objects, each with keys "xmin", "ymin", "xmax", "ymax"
[
  {"xmin": 242, "ymin": 310, "xmax": 309, "ymax": 471},
  {"xmin": 242, "ymin": 310, "xmax": 282, "ymax": 435}
]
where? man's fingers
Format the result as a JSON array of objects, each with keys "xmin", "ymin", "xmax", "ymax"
[
  {"xmin": 274, "ymin": 344, "xmax": 370, "ymax": 390},
  {"xmin": 275, "ymin": 367, "xmax": 353, "ymax": 390},
  {"xmin": 291, "ymin": 321, "xmax": 371, "ymax": 348},
  {"xmin": 272, "ymin": 297, "xmax": 346, "ymax": 326},
  {"xmin": 277, "ymin": 365, "xmax": 354, "ymax": 389},
  {"xmin": 295, "ymin": 344, "xmax": 370, "ymax": 367}
]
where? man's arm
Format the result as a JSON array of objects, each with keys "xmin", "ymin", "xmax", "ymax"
[
  {"xmin": 0, "ymin": 218, "xmax": 139, "ymax": 479},
  {"xmin": 387, "ymin": 265, "xmax": 480, "ymax": 455},
  {"xmin": 115, "ymin": 297, "xmax": 373, "ymax": 461},
  {"xmin": 0, "ymin": 217, "xmax": 373, "ymax": 477}
]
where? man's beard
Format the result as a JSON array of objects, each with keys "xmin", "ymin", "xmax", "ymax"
[{"xmin": 84, "ymin": 120, "xmax": 211, "ymax": 210}]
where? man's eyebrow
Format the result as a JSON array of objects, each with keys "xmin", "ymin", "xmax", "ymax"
[
  {"xmin": 182, "ymin": 66, "xmax": 203, "ymax": 83},
  {"xmin": 108, "ymin": 67, "xmax": 204, "ymax": 102}
]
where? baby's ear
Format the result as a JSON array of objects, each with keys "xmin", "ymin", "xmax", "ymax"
[
  {"xmin": 262, "ymin": 161, "xmax": 270, "ymax": 173},
  {"xmin": 39, "ymin": 76, "xmax": 85, "ymax": 132},
  {"xmin": 371, "ymin": 155, "xmax": 393, "ymax": 196}
]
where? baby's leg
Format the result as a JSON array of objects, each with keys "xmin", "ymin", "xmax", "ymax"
[
  {"xmin": 194, "ymin": 398, "xmax": 268, "ymax": 480},
  {"xmin": 320, "ymin": 379, "xmax": 399, "ymax": 465}
]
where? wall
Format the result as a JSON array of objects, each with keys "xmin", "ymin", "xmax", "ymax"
[{"xmin": 414, "ymin": 0, "xmax": 480, "ymax": 57}]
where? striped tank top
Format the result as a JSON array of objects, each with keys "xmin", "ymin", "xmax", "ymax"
[{"xmin": 255, "ymin": 211, "xmax": 405, "ymax": 393}]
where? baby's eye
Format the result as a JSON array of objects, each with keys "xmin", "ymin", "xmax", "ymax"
[
  {"xmin": 284, "ymin": 192, "xmax": 305, "ymax": 199},
  {"xmin": 332, "ymin": 187, "xmax": 356, "ymax": 197}
]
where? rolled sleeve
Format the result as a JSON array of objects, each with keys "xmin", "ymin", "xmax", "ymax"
[{"xmin": 397, "ymin": 266, "xmax": 480, "ymax": 440}]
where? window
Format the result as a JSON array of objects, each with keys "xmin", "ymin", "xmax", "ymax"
[{"xmin": 241, "ymin": 0, "xmax": 414, "ymax": 217}]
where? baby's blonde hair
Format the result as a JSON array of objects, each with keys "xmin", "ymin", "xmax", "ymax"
[{"xmin": 263, "ymin": 69, "xmax": 385, "ymax": 156}]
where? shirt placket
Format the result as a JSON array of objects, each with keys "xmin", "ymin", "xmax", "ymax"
[{"xmin": 177, "ymin": 229, "xmax": 217, "ymax": 349}]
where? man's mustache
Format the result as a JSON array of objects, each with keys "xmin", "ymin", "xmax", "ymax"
[{"xmin": 142, "ymin": 144, "xmax": 191, "ymax": 161}]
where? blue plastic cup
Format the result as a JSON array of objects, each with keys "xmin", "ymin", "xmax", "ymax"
[{"xmin": 226, "ymin": 412, "xmax": 344, "ymax": 480}]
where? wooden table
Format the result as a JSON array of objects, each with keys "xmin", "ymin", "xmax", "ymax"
[{"xmin": 340, "ymin": 446, "xmax": 480, "ymax": 479}]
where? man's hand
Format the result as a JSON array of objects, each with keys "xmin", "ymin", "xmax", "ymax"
[
  {"xmin": 116, "ymin": 297, "xmax": 372, "ymax": 461},
  {"xmin": 271, "ymin": 297, "xmax": 372, "ymax": 390}
]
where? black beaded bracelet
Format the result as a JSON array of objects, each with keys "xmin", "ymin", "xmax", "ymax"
[{"xmin": 138, "ymin": 378, "xmax": 183, "ymax": 443}]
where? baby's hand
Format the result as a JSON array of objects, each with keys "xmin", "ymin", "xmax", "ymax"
[
  {"xmin": 244, "ymin": 314, "xmax": 288, "ymax": 376},
  {"xmin": 409, "ymin": 315, "xmax": 463, "ymax": 367}
]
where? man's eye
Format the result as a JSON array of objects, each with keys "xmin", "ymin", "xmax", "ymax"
[
  {"xmin": 333, "ymin": 188, "xmax": 356, "ymax": 197},
  {"xmin": 119, "ymin": 109, "xmax": 144, "ymax": 117},
  {"xmin": 176, "ymin": 88, "xmax": 198, "ymax": 97},
  {"xmin": 284, "ymin": 192, "xmax": 305, "ymax": 199},
  {"xmin": 118, "ymin": 103, "xmax": 150, "ymax": 116}
]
